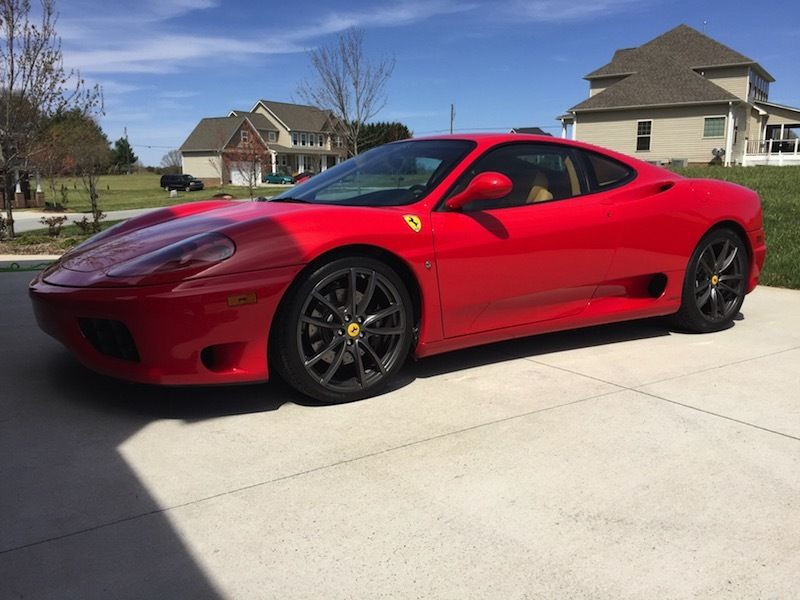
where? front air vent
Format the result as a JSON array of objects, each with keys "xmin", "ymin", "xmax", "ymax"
[{"xmin": 78, "ymin": 318, "xmax": 140, "ymax": 362}]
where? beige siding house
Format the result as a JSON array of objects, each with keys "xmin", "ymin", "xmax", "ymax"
[
  {"xmin": 180, "ymin": 100, "xmax": 347, "ymax": 186},
  {"xmin": 561, "ymin": 25, "xmax": 800, "ymax": 166}
]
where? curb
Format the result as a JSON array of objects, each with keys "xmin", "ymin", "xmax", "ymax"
[{"xmin": 0, "ymin": 255, "xmax": 60, "ymax": 272}]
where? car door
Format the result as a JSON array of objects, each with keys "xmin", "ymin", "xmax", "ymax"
[{"xmin": 431, "ymin": 142, "xmax": 619, "ymax": 338}]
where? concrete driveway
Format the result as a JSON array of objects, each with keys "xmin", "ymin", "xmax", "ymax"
[{"xmin": 1, "ymin": 270, "xmax": 798, "ymax": 599}]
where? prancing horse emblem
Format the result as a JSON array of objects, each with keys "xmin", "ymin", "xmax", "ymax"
[{"xmin": 403, "ymin": 215, "xmax": 422, "ymax": 233}]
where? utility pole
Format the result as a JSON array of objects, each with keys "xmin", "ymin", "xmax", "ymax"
[
  {"xmin": 450, "ymin": 104, "xmax": 455, "ymax": 135},
  {"xmin": 124, "ymin": 126, "xmax": 130, "ymax": 175}
]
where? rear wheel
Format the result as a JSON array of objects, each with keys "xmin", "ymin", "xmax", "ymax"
[
  {"xmin": 670, "ymin": 228, "xmax": 748, "ymax": 332},
  {"xmin": 273, "ymin": 256, "xmax": 413, "ymax": 403}
]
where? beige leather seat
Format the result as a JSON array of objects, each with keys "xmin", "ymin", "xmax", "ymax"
[{"xmin": 526, "ymin": 171, "xmax": 553, "ymax": 203}]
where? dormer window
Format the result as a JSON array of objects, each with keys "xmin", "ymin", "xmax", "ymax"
[
  {"xmin": 240, "ymin": 130, "xmax": 249, "ymax": 143},
  {"xmin": 292, "ymin": 132, "xmax": 298, "ymax": 146},
  {"xmin": 268, "ymin": 131, "xmax": 276, "ymax": 142}
]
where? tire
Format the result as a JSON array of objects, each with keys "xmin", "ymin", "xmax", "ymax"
[
  {"xmin": 272, "ymin": 256, "xmax": 413, "ymax": 403},
  {"xmin": 185, "ymin": 186, "xmax": 191, "ymax": 192},
  {"xmin": 670, "ymin": 227, "xmax": 749, "ymax": 333}
]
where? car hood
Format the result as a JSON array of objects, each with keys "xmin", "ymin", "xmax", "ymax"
[{"xmin": 41, "ymin": 200, "xmax": 421, "ymax": 288}]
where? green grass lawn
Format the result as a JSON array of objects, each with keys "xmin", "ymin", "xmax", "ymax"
[
  {"xmin": 672, "ymin": 165, "xmax": 800, "ymax": 289},
  {"xmin": 0, "ymin": 220, "xmax": 122, "ymax": 256},
  {"xmin": 34, "ymin": 172, "xmax": 286, "ymax": 212}
]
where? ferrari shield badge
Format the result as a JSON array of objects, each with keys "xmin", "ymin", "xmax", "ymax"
[{"xmin": 403, "ymin": 214, "xmax": 422, "ymax": 233}]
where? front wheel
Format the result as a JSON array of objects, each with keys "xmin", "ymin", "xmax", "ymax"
[
  {"xmin": 670, "ymin": 228, "xmax": 749, "ymax": 332},
  {"xmin": 272, "ymin": 256, "xmax": 413, "ymax": 403}
]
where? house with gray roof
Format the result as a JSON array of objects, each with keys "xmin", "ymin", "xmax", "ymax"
[
  {"xmin": 180, "ymin": 100, "xmax": 347, "ymax": 186},
  {"xmin": 561, "ymin": 24, "xmax": 800, "ymax": 166}
]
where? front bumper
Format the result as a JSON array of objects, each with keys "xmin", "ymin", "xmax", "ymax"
[
  {"xmin": 746, "ymin": 227, "xmax": 767, "ymax": 293},
  {"xmin": 29, "ymin": 265, "xmax": 301, "ymax": 385}
]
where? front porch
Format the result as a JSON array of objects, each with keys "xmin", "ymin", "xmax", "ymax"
[
  {"xmin": 267, "ymin": 146, "xmax": 345, "ymax": 177},
  {"xmin": 743, "ymin": 102, "xmax": 800, "ymax": 166},
  {"xmin": 743, "ymin": 137, "xmax": 800, "ymax": 166}
]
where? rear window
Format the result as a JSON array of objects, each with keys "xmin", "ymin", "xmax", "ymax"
[{"xmin": 584, "ymin": 151, "xmax": 634, "ymax": 190}]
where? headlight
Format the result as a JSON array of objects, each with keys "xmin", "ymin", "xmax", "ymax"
[{"xmin": 108, "ymin": 232, "xmax": 235, "ymax": 278}]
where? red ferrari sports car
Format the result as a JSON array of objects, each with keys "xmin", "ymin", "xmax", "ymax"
[{"xmin": 30, "ymin": 134, "xmax": 766, "ymax": 403}]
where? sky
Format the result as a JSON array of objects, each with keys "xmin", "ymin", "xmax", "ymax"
[{"xmin": 55, "ymin": 0, "xmax": 800, "ymax": 166}]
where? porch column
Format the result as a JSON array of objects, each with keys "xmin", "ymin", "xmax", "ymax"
[
  {"xmin": 571, "ymin": 116, "xmax": 577, "ymax": 141},
  {"xmin": 560, "ymin": 118, "xmax": 567, "ymax": 139},
  {"xmin": 270, "ymin": 151, "xmax": 277, "ymax": 174},
  {"xmin": 321, "ymin": 157, "xmax": 328, "ymax": 172},
  {"xmin": 724, "ymin": 102, "xmax": 734, "ymax": 167},
  {"xmin": 298, "ymin": 155, "xmax": 305, "ymax": 172}
]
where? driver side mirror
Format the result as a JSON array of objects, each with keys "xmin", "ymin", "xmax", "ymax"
[{"xmin": 445, "ymin": 171, "xmax": 512, "ymax": 211}]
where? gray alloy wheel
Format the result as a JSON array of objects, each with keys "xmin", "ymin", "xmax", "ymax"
[
  {"xmin": 273, "ymin": 256, "xmax": 413, "ymax": 403},
  {"xmin": 671, "ymin": 228, "xmax": 748, "ymax": 332}
]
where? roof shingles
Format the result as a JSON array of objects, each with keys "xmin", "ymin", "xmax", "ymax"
[
  {"xmin": 585, "ymin": 24, "xmax": 760, "ymax": 80},
  {"xmin": 572, "ymin": 24, "xmax": 766, "ymax": 112},
  {"xmin": 256, "ymin": 100, "xmax": 333, "ymax": 132},
  {"xmin": 571, "ymin": 59, "xmax": 738, "ymax": 111}
]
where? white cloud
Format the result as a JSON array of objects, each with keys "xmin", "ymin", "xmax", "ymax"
[
  {"xmin": 64, "ymin": 35, "xmax": 304, "ymax": 74},
  {"xmin": 60, "ymin": 0, "xmax": 476, "ymax": 75},
  {"xmin": 300, "ymin": 0, "xmax": 478, "ymax": 37},
  {"xmin": 159, "ymin": 90, "xmax": 201, "ymax": 99},
  {"xmin": 96, "ymin": 81, "xmax": 141, "ymax": 95},
  {"xmin": 507, "ymin": 0, "xmax": 649, "ymax": 22}
]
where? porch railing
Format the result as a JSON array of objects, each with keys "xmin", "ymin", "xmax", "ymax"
[{"xmin": 746, "ymin": 138, "xmax": 800, "ymax": 155}]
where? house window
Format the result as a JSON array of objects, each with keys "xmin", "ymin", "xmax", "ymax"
[
  {"xmin": 292, "ymin": 132, "xmax": 298, "ymax": 146},
  {"xmin": 318, "ymin": 134, "xmax": 324, "ymax": 147},
  {"xmin": 301, "ymin": 133, "xmax": 307, "ymax": 146},
  {"xmin": 334, "ymin": 135, "xmax": 342, "ymax": 148},
  {"xmin": 636, "ymin": 121, "xmax": 651, "ymax": 151},
  {"xmin": 268, "ymin": 131, "xmax": 276, "ymax": 142},
  {"xmin": 703, "ymin": 117, "xmax": 726, "ymax": 138},
  {"xmin": 240, "ymin": 130, "xmax": 249, "ymax": 143}
]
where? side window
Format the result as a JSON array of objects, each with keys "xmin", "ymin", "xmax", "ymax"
[
  {"xmin": 450, "ymin": 143, "xmax": 587, "ymax": 211},
  {"xmin": 580, "ymin": 150, "xmax": 635, "ymax": 190}
]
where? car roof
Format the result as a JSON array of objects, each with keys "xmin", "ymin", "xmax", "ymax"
[{"xmin": 402, "ymin": 133, "xmax": 668, "ymax": 175}]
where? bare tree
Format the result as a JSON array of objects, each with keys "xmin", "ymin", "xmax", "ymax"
[
  {"xmin": 74, "ymin": 118, "xmax": 111, "ymax": 231},
  {"xmin": 225, "ymin": 124, "xmax": 270, "ymax": 200},
  {"xmin": 160, "ymin": 148, "xmax": 182, "ymax": 171},
  {"xmin": 298, "ymin": 28, "xmax": 394, "ymax": 157},
  {"xmin": 0, "ymin": 0, "xmax": 101, "ymax": 236}
]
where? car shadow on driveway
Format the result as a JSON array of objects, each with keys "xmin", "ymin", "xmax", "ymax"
[
  {"xmin": 401, "ymin": 317, "xmax": 675, "ymax": 384},
  {"xmin": 43, "ymin": 314, "xmax": 680, "ymax": 418}
]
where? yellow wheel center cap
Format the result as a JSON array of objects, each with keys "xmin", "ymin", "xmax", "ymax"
[
  {"xmin": 711, "ymin": 275, "xmax": 719, "ymax": 286},
  {"xmin": 347, "ymin": 323, "xmax": 361, "ymax": 337}
]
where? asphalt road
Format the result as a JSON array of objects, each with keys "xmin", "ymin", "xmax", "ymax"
[{"xmin": 1, "ymin": 269, "xmax": 798, "ymax": 598}]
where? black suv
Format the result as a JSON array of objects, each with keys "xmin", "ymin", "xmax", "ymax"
[{"xmin": 160, "ymin": 174, "xmax": 204, "ymax": 191}]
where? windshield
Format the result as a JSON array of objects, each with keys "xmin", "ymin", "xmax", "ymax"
[{"xmin": 272, "ymin": 139, "xmax": 475, "ymax": 206}]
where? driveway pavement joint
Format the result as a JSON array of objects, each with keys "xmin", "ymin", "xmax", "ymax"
[{"xmin": 0, "ymin": 389, "xmax": 617, "ymax": 557}]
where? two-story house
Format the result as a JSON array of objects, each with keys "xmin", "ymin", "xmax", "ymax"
[
  {"xmin": 180, "ymin": 100, "xmax": 347, "ymax": 186},
  {"xmin": 561, "ymin": 24, "xmax": 800, "ymax": 166}
]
